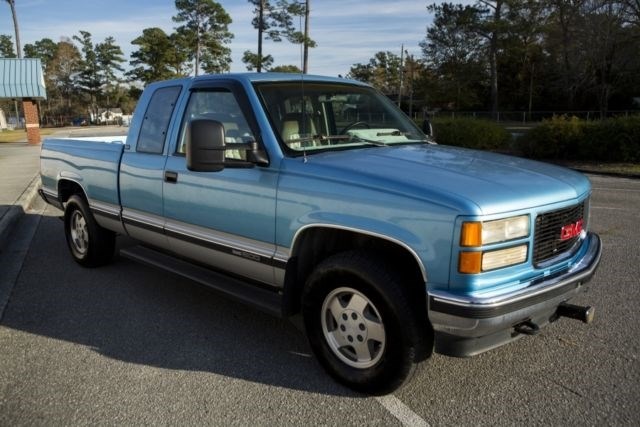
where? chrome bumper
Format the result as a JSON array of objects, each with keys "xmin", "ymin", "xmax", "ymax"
[{"xmin": 428, "ymin": 232, "xmax": 602, "ymax": 357}]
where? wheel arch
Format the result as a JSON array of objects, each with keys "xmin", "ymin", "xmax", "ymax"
[
  {"xmin": 282, "ymin": 224, "xmax": 428, "ymax": 317},
  {"xmin": 57, "ymin": 178, "xmax": 88, "ymax": 204}
]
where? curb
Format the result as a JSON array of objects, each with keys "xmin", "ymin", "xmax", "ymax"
[{"xmin": 0, "ymin": 174, "xmax": 41, "ymax": 246}]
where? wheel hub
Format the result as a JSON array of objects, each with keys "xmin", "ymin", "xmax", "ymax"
[
  {"xmin": 337, "ymin": 309, "xmax": 368, "ymax": 345},
  {"xmin": 70, "ymin": 211, "xmax": 89, "ymax": 255},
  {"xmin": 321, "ymin": 287, "xmax": 386, "ymax": 369}
]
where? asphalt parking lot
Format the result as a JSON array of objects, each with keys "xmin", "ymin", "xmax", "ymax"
[{"xmin": 0, "ymin": 174, "xmax": 638, "ymax": 426}]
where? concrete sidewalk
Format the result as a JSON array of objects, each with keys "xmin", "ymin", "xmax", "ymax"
[
  {"xmin": 0, "ymin": 142, "xmax": 42, "ymax": 246},
  {"xmin": 0, "ymin": 126, "xmax": 128, "ymax": 247}
]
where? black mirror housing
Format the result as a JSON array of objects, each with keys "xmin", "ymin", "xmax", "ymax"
[
  {"xmin": 187, "ymin": 119, "xmax": 226, "ymax": 172},
  {"xmin": 245, "ymin": 141, "xmax": 269, "ymax": 165}
]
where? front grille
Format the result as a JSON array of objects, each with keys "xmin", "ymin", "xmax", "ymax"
[{"xmin": 533, "ymin": 202, "xmax": 586, "ymax": 266}]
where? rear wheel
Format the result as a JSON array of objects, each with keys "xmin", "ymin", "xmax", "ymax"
[
  {"xmin": 302, "ymin": 251, "xmax": 430, "ymax": 394},
  {"xmin": 64, "ymin": 194, "xmax": 115, "ymax": 267}
]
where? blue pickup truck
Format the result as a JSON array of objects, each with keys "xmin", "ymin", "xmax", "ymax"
[{"xmin": 39, "ymin": 73, "xmax": 601, "ymax": 393}]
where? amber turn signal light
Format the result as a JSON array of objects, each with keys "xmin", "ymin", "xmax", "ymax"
[
  {"xmin": 460, "ymin": 222, "xmax": 482, "ymax": 247},
  {"xmin": 459, "ymin": 251, "xmax": 482, "ymax": 274}
]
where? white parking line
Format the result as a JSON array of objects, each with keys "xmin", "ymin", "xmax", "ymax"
[
  {"xmin": 592, "ymin": 187, "xmax": 640, "ymax": 193},
  {"xmin": 591, "ymin": 206, "xmax": 626, "ymax": 210},
  {"xmin": 375, "ymin": 395, "xmax": 429, "ymax": 427}
]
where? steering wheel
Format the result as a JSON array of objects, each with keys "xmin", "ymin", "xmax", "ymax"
[{"xmin": 340, "ymin": 121, "xmax": 370, "ymax": 134}]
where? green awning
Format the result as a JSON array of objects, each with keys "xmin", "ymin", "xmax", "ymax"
[{"xmin": 0, "ymin": 58, "xmax": 47, "ymax": 100}]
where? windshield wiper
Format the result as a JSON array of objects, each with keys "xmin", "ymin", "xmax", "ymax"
[
  {"xmin": 285, "ymin": 134, "xmax": 390, "ymax": 148},
  {"xmin": 285, "ymin": 134, "xmax": 351, "ymax": 144},
  {"xmin": 349, "ymin": 135, "xmax": 388, "ymax": 146}
]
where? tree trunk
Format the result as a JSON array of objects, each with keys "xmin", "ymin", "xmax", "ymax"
[
  {"xmin": 557, "ymin": 2, "xmax": 575, "ymax": 110},
  {"xmin": 195, "ymin": 33, "xmax": 201, "ymax": 75},
  {"xmin": 195, "ymin": 3, "xmax": 202, "ymax": 76},
  {"xmin": 528, "ymin": 62, "xmax": 534, "ymax": 121},
  {"xmin": 489, "ymin": 0, "xmax": 502, "ymax": 120}
]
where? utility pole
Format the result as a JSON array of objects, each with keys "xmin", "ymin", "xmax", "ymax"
[
  {"xmin": 406, "ymin": 51, "xmax": 414, "ymax": 118},
  {"xmin": 6, "ymin": 0, "xmax": 21, "ymax": 57},
  {"xmin": 6, "ymin": 0, "xmax": 21, "ymax": 128},
  {"xmin": 303, "ymin": 0, "xmax": 310, "ymax": 73},
  {"xmin": 257, "ymin": 0, "xmax": 264, "ymax": 72},
  {"xmin": 6, "ymin": 0, "xmax": 41, "ymax": 143}
]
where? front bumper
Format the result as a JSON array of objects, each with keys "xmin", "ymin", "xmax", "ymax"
[{"xmin": 428, "ymin": 232, "xmax": 602, "ymax": 357}]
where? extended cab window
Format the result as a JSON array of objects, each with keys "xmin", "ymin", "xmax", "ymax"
[
  {"xmin": 177, "ymin": 89, "xmax": 256, "ymax": 160},
  {"xmin": 137, "ymin": 86, "xmax": 182, "ymax": 154}
]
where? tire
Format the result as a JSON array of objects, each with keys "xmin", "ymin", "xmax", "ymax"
[
  {"xmin": 64, "ymin": 194, "xmax": 115, "ymax": 267},
  {"xmin": 302, "ymin": 251, "xmax": 431, "ymax": 394}
]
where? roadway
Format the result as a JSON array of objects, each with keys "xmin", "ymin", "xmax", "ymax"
[{"xmin": 0, "ymin": 174, "xmax": 638, "ymax": 426}]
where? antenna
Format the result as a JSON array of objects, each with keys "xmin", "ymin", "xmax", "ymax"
[
  {"xmin": 299, "ymin": 7, "xmax": 307, "ymax": 149},
  {"xmin": 398, "ymin": 44, "xmax": 404, "ymax": 107}
]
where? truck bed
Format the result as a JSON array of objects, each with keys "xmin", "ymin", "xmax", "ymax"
[{"xmin": 40, "ymin": 137, "xmax": 126, "ymax": 207}]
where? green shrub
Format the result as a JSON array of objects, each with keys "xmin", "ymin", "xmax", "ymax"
[
  {"xmin": 430, "ymin": 117, "xmax": 511, "ymax": 151},
  {"xmin": 522, "ymin": 115, "xmax": 640, "ymax": 162},
  {"xmin": 582, "ymin": 116, "xmax": 640, "ymax": 162},
  {"xmin": 521, "ymin": 115, "xmax": 584, "ymax": 159}
]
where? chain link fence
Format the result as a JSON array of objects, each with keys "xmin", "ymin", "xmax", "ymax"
[{"xmin": 427, "ymin": 110, "xmax": 640, "ymax": 123}]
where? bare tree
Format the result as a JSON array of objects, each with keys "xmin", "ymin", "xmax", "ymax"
[{"xmin": 621, "ymin": 0, "xmax": 640, "ymax": 26}]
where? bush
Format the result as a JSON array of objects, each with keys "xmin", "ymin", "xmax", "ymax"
[
  {"xmin": 430, "ymin": 117, "xmax": 511, "ymax": 151},
  {"xmin": 522, "ymin": 115, "xmax": 640, "ymax": 162}
]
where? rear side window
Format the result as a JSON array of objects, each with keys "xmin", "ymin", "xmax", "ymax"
[{"xmin": 137, "ymin": 86, "xmax": 182, "ymax": 154}]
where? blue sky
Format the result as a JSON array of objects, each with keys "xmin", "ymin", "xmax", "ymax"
[{"xmin": 1, "ymin": 0, "xmax": 465, "ymax": 77}]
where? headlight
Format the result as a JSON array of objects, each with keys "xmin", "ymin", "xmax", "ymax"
[
  {"xmin": 459, "ymin": 245, "xmax": 528, "ymax": 273},
  {"xmin": 482, "ymin": 245, "xmax": 528, "ymax": 271},
  {"xmin": 458, "ymin": 215, "xmax": 530, "ymax": 274},
  {"xmin": 460, "ymin": 215, "xmax": 529, "ymax": 246}
]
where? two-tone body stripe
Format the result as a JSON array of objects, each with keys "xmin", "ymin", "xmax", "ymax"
[
  {"xmin": 120, "ymin": 209, "xmax": 287, "ymax": 271},
  {"xmin": 90, "ymin": 200, "xmax": 122, "ymax": 222},
  {"xmin": 163, "ymin": 226, "xmax": 287, "ymax": 269}
]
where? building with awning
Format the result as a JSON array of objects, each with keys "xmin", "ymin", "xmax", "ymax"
[{"xmin": 0, "ymin": 58, "xmax": 47, "ymax": 144}]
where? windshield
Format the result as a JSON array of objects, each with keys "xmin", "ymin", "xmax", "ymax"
[{"xmin": 255, "ymin": 82, "xmax": 427, "ymax": 154}]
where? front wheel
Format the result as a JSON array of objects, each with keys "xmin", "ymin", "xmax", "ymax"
[
  {"xmin": 64, "ymin": 194, "xmax": 115, "ymax": 267},
  {"xmin": 302, "ymin": 251, "xmax": 430, "ymax": 394}
]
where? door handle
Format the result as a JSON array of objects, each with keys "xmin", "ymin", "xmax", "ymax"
[{"xmin": 164, "ymin": 170, "xmax": 178, "ymax": 183}]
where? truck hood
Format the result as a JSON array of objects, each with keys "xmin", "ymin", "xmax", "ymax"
[{"xmin": 288, "ymin": 144, "xmax": 591, "ymax": 215}]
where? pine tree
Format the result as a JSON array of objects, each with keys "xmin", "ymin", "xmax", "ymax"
[{"xmin": 172, "ymin": 0, "xmax": 233, "ymax": 75}]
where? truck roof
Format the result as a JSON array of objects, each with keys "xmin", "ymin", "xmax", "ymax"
[{"xmin": 145, "ymin": 72, "xmax": 368, "ymax": 89}]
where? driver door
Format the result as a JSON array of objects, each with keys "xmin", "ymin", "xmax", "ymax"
[{"xmin": 162, "ymin": 83, "xmax": 279, "ymax": 286}]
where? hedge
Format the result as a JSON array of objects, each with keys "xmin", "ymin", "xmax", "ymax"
[
  {"xmin": 430, "ymin": 117, "xmax": 512, "ymax": 151},
  {"xmin": 521, "ymin": 115, "xmax": 640, "ymax": 162}
]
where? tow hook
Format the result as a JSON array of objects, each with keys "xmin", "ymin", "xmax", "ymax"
[
  {"xmin": 514, "ymin": 320, "xmax": 540, "ymax": 336},
  {"xmin": 556, "ymin": 302, "xmax": 595, "ymax": 324}
]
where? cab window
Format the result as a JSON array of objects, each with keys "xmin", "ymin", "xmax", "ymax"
[
  {"xmin": 177, "ymin": 89, "xmax": 256, "ymax": 160},
  {"xmin": 137, "ymin": 86, "xmax": 181, "ymax": 154}
]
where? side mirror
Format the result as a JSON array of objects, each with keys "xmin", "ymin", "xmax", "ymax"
[
  {"xmin": 422, "ymin": 119, "xmax": 433, "ymax": 137},
  {"xmin": 245, "ymin": 141, "xmax": 269, "ymax": 165},
  {"xmin": 187, "ymin": 119, "xmax": 226, "ymax": 172}
]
